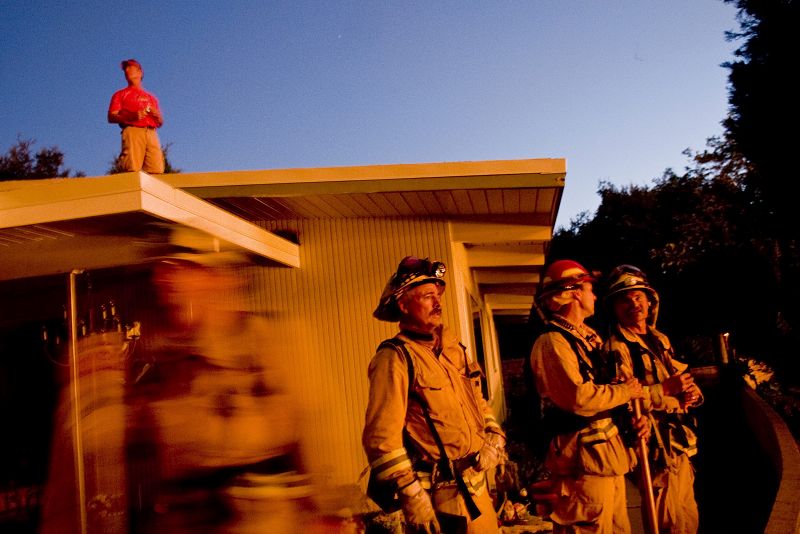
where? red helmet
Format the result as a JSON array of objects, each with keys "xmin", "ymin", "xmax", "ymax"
[{"xmin": 537, "ymin": 260, "xmax": 595, "ymax": 303}]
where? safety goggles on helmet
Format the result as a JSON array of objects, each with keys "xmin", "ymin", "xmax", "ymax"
[
  {"xmin": 604, "ymin": 264, "xmax": 653, "ymax": 300},
  {"xmin": 537, "ymin": 260, "xmax": 595, "ymax": 299}
]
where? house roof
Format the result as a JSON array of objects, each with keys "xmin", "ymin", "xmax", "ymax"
[
  {"xmin": 162, "ymin": 158, "xmax": 565, "ymax": 314},
  {"xmin": 0, "ymin": 158, "xmax": 565, "ymax": 313}
]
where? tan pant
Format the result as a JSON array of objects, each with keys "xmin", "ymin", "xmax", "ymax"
[
  {"xmin": 551, "ymin": 474, "xmax": 631, "ymax": 534},
  {"xmin": 120, "ymin": 126, "xmax": 164, "ymax": 173},
  {"xmin": 653, "ymin": 453, "xmax": 698, "ymax": 534},
  {"xmin": 431, "ymin": 483, "xmax": 499, "ymax": 533}
]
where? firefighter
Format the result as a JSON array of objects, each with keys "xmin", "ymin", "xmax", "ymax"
[
  {"xmin": 128, "ymin": 227, "xmax": 314, "ymax": 533},
  {"xmin": 602, "ymin": 264, "xmax": 702, "ymax": 534},
  {"xmin": 363, "ymin": 256, "xmax": 505, "ymax": 533},
  {"xmin": 529, "ymin": 260, "xmax": 647, "ymax": 534}
]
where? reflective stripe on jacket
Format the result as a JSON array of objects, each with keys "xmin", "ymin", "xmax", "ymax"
[
  {"xmin": 362, "ymin": 326, "xmax": 501, "ymax": 482},
  {"xmin": 604, "ymin": 325, "xmax": 700, "ymax": 457},
  {"xmin": 530, "ymin": 319, "xmax": 635, "ymax": 476}
]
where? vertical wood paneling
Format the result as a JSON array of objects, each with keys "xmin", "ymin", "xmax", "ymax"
[
  {"xmin": 451, "ymin": 190, "xmax": 473, "ymax": 215},
  {"xmin": 433, "ymin": 191, "xmax": 459, "ymax": 215},
  {"xmin": 248, "ymin": 218, "xmax": 457, "ymax": 487},
  {"xmin": 502, "ymin": 189, "xmax": 521, "ymax": 213},
  {"xmin": 536, "ymin": 188, "xmax": 555, "ymax": 213},
  {"xmin": 467, "ymin": 190, "xmax": 489, "ymax": 214},
  {"xmin": 486, "ymin": 190, "xmax": 503, "ymax": 213}
]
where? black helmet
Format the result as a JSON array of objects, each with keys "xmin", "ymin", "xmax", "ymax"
[{"xmin": 603, "ymin": 264, "xmax": 660, "ymax": 325}]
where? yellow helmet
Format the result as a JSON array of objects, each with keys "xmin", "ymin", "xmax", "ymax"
[{"xmin": 373, "ymin": 256, "xmax": 447, "ymax": 322}]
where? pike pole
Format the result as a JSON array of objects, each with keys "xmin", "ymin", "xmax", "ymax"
[{"xmin": 633, "ymin": 398, "xmax": 659, "ymax": 534}]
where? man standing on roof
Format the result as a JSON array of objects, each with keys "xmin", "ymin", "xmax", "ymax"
[
  {"xmin": 363, "ymin": 256, "xmax": 505, "ymax": 533},
  {"xmin": 108, "ymin": 58, "xmax": 165, "ymax": 174},
  {"xmin": 529, "ymin": 260, "xmax": 648, "ymax": 534},
  {"xmin": 602, "ymin": 265, "xmax": 702, "ymax": 534}
]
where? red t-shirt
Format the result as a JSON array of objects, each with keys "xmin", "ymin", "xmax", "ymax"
[{"xmin": 108, "ymin": 86, "xmax": 161, "ymax": 128}]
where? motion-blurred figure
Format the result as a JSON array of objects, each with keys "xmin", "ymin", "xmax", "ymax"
[
  {"xmin": 127, "ymin": 227, "xmax": 313, "ymax": 533},
  {"xmin": 40, "ymin": 320, "xmax": 132, "ymax": 534},
  {"xmin": 603, "ymin": 265, "xmax": 702, "ymax": 534}
]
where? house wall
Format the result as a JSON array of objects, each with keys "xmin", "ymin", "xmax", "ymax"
[{"xmin": 248, "ymin": 218, "xmax": 464, "ymax": 487}]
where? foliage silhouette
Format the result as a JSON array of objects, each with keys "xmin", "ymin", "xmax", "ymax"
[
  {"xmin": 0, "ymin": 138, "xmax": 84, "ymax": 181},
  {"xmin": 550, "ymin": 1, "xmax": 800, "ymax": 387}
]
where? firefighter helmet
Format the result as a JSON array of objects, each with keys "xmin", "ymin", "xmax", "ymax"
[
  {"xmin": 536, "ymin": 260, "xmax": 596, "ymax": 312},
  {"xmin": 373, "ymin": 256, "xmax": 447, "ymax": 322},
  {"xmin": 603, "ymin": 264, "xmax": 660, "ymax": 325}
]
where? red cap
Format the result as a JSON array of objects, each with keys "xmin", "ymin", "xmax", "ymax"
[{"xmin": 121, "ymin": 59, "xmax": 142, "ymax": 70}]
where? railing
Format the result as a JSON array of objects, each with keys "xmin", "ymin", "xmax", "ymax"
[{"xmin": 740, "ymin": 386, "xmax": 800, "ymax": 534}]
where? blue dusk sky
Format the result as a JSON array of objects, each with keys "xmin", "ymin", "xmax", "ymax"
[{"xmin": 0, "ymin": 1, "xmax": 739, "ymax": 229}]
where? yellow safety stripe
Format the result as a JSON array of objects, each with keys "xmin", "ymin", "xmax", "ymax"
[
  {"xmin": 463, "ymin": 471, "xmax": 487, "ymax": 496},
  {"xmin": 578, "ymin": 418, "xmax": 619, "ymax": 445},
  {"xmin": 671, "ymin": 426, "xmax": 698, "ymax": 457},
  {"xmin": 370, "ymin": 448, "xmax": 412, "ymax": 481},
  {"xmin": 484, "ymin": 415, "xmax": 502, "ymax": 434},
  {"xmin": 672, "ymin": 442, "xmax": 698, "ymax": 457},
  {"xmin": 417, "ymin": 471, "xmax": 433, "ymax": 490}
]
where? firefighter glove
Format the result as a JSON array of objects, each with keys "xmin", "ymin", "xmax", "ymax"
[
  {"xmin": 476, "ymin": 431, "xmax": 506, "ymax": 472},
  {"xmin": 398, "ymin": 479, "xmax": 440, "ymax": 533}
]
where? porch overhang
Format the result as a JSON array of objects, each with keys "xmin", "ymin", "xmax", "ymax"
[{"xmin": 0, "ymin": 172, "xmax": 301, "ymax": 281}]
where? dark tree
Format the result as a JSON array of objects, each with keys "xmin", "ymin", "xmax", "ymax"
[
  {"xmin": 551, "ymin": 137, "xmax": 783, "ymax": 371},
  {"xmin": 0, "ymin": 138, "xmax": 83, "ymax": 181},
  {"xmin": 723, "ymin": 0, "xmax": 800, "ymax": 372},
  {"xmin": 724, "ymin": 0, "xmax": 800, "ymax": 235},
  {"xmin": 551, "ymin": 0, "xmax": 800, "ymax": 383}
]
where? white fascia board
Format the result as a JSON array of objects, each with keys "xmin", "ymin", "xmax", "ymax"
[
  {"xmin": 138, "ymin": 174, "xmax": 299, "ymax": 267},
  {"xmin": 451, "ymin": 222, "xmax": 551, "ymax": 243},
  {"xmin": 162, "ymin": 158, "xmax": 567, "ymax": 198},
  {"xmin": 0, "ymin": 174, "xmax": 144, "ymax": 227}
]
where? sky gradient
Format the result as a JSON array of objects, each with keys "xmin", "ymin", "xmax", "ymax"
[{"xmin": 1, "ymin": 1, "xmax": 739, "ymax": 228}]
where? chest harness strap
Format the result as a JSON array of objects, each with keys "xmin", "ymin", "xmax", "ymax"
[{"xmin": 379, "ymin": 337, "xmax": 482, "ymax": 521}]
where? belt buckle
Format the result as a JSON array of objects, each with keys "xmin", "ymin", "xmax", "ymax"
[{"xmin": 431, "ymin": 460, "xmax": 456, "ymax": 486}]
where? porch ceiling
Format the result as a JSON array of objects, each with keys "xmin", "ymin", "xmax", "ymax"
[{"xmin": 162, "ymin": 158, "xmax": 565, "ymax": 316}]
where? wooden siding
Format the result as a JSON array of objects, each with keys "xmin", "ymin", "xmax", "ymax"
[{"xmin": 246, "ymin": 218, "xmax": 461, "ymax": 486}]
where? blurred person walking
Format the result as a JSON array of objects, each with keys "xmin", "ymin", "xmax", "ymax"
[{"xmin": 127, "ymin": 227, "xmax": 313, "ymax": 533}]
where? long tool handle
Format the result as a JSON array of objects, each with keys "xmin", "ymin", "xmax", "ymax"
[{"xmin": 633, "ymin": 399, "xmax": 659, "ymax": 534}]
